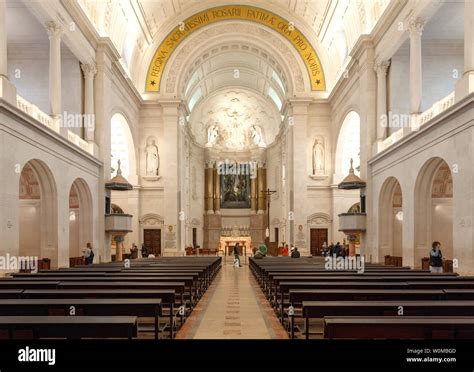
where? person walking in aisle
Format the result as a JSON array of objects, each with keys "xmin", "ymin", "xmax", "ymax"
[
  {"xmin": 429, "ymin": 241, "xmax": 444, "ymax": 273},
  {"xmin": 233, "ymin": 243, "xmax": 242, "ymax": 267}
]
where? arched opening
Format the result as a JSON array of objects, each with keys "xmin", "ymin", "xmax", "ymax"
[
  {"xmin": 69, "ymin": 178, "xmax": 93, "ymax": 260},
  {"xmin": 414, "ymin": 158, "xmax": 453, "ymax": 267},
  {"xmin": 110, "ymin": 113, "xmax": 137, "ymax": 184},
  {"xmin": 378, "ymin": 177, "xmax": 403, "ymax": 260},
  {"xmin": 18, "ymin": 160, "xmax": 58, "ymax": 267},
  {"xmin": 335, "ymin": 111, "xmax": 361, "ymax": 183}
]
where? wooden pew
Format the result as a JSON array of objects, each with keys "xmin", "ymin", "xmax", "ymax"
[
  {"xmin": 302, "ymin": 300, "xmax": 474, "ymax": 339},
  {"xmin": 286, "ymin": 289, "xmax": 444, "ymax": 339},
  {"xmin": 0, "ymin": 316, "xmax": 138, "ymax": 339},
  {"xmin": 323, "ymin": 316, "xmax": 474, "ymax": 339},
  {"xmin": 9, "ymin": 276, "xmax": 196, "ymax": 305},
  {"xmin": 57, "ymin": 281, "xmax": 186, "ymax": 306},
  {"xmin": 21, "ymin": 289, "xmax": 176, "ymax": 339},
  {"xmin": 0, "ymin": 281, "xmax": 59, "ymax": 289},
  {"xmin": 277, "ymin": 281, "xmax": 411, "ymax": 322},
  {"xmin": 443, "ymin": 289, "xmax": 474, "ymax": 300},
  {"xmin": 0, "ymin": 290, "xmax": 24, "ymax": 298},
  {"xmin": 0, "ymin": 298, "xmax": 162, "ymax": 339},
  {"xmin": 21, "ymin": 289, "xmax": 176, "ymax": 338},
  {"xmin": 408, "ymin": 281, "xmax": 474, "ymax": 289}
]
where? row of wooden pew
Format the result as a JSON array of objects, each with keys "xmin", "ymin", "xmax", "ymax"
[
  {"xmin": 250, "ymin": 256, "xmax": 474, "ymax": 339},
  {"xmin": 0, "ymin": 256, "xmax": 221, "ymax": 339}
]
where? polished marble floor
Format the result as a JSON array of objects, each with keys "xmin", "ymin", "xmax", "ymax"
[{"xmin": 176, "ymin": 258, "xmax": 288, "ymax": 339}]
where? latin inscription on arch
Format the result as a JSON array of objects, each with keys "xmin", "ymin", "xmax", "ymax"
[{"xmin": 146, "ymin": 5, "xmax": 325, "ymax": 92}]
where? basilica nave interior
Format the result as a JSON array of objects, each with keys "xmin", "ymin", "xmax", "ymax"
[{"xmin": 0, "ymin": 0, "xmax": 474, "ymax": 343}]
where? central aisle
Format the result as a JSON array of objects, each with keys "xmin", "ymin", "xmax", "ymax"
[{"xmin": 176, "ymin": 259, "xmax": 288, "ymax": 339}]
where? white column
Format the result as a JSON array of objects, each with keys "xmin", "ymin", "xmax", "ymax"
[
  {"xmin": 0, "ymin": 0, "xmax": 7, "ymax": 78},
  {"xmin": 455, "ymin": 0, "xmax": 474, "ymax": 102},
  {"xmin": 162, "ymin": 100, "xmax": 182, "ymax": 255},
  {"xmin": 95, "ymin": 43, "xmax": 113, "ymax": 262},
  {"xmin": 375, "ymin": 61, "xmax": 390, "ymax": 141},
  {"xmin": 81, "ymin": 63, "xmax": 97, "ymax": 143},
  {"xmin": 408, "ymin": 18, "xmax": 424, "ymax": 116},
  {"xmin": 0, "ymin": 0, "xmax": 16, "ymax": 104},
  {"xmin": 354, "ymin": 40, "xmax": 377, "ymax": 259},
  {"xmin": 288, "ymin": 98, "xmax": 311, "ymax": 255},
  {"xmin": 46, "ymin": 21, "xmax": 62, "ymax": 121}
]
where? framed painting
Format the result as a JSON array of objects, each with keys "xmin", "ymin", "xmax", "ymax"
[{"xmin": 220, "ymin": 174, "xmax": 251, "ymax": 209}]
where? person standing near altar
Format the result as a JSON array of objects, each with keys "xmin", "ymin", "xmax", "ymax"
[{"xmin": 233, "ymin": 243, "xmax": 242, "ymax": 267}]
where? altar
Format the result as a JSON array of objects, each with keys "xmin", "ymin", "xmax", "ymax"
[{"xmin": 219, "ymin": 237, "xmax": 252, "ymax": 256}]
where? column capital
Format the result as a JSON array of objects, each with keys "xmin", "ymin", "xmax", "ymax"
[
  {"xmin": 407, "ymin": 17, "xmax": 425, "ymax": 37},
  {"xmin": 81, "ymin": 63, "xmax": 97, "ymax": 77},
  {"xmin": 46, "ymin": 21, "xmax": 62, "ymax": 38},
  {"xmin": 374, "ymin": 60, "xmax": 391, "ymax": 76}
]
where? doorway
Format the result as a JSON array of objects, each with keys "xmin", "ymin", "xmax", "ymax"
[
  {"xmin": 144, "ymin": 229, "xmax": 161, "ymax": 256},
  {"xmin": 310, "ymin": 228, "xmax": 328, "ymax": 256}
]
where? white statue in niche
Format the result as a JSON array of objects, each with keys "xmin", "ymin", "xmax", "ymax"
[
  {"xmin": 250, "ymin": 124, "xmax": 266, "ymax": 147},
  {"xmin": 313, "ymin": 138, "xmax": 325, "ymax": 175},
  {"xmin": 145, "ymin": 138, "xmax": 159, "ymax": 176},
  {"xmin": 206, "ymin": 125, "xmax": 219, "ymax": 147}
]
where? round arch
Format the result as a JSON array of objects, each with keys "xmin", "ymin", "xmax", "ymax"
[
  {"xmin": 378, "ymin": 176, "xmax": 403, "ymax": 259},
  {"xmin": 18, "ymin": 159, "xmax": 58, "ymax": 267},
  {"xmin": 414, "ymin": 157, "xmax": 453, "ymax": 267},
  {"xmin": 69, "ymin": 178, "xmax": 93, "ymax": 259},
  {"xmin": 110, "ymin": 113, "xmax": 137, "ymax": 185},
  {"xmin": 161, "ymin": 22, "xmax": 308, "ymax": 98},
  {"xmin": 143, "ymin": 5, "xmax": 325, "ymax": 93},
  {"xmin": 334, "ymin": 111, "xmax": 360, "ymax": 183}
]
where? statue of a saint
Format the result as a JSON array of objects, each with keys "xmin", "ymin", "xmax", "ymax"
[
  {"xmin": 313, "ymin": 139, "xmax": 324, "ymax": 175},
  {"xmin": 250, "ymin": 125, "xmax": 265, "ymax": 147},
  {"xmin": 206, "ymin": 125, "xmax": 219, "ymax": 147},
  {"xmin": 145, "ymin": 139, "xmax": 159, "ymax": 176}
]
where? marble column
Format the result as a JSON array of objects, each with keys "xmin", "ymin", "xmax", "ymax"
[
  {"xmin": 0, "ymin": 0, "xmax": 17, "ymax": 104},
  {"xmin": 257, "ymin": 165, "xmax": 266, "ymax": 214},
  {"xmin": 81, "ymin": 63, "xmax": 97, "ymax": 143},
  {"xmin": 94, "ymin": 43, "xmax": 114, "ymax": 262},
  {"xmin": 353, "ymin": 40, "xmax": 377, "ymax": 260},
  {"xmin": 0, "ymin": 0, "xmax": 6, "ymax": 78},
  {"xmin": 375, "ymin": 61, "xmax": 390, "ymax": 140},
  {"xmin": 114, "ymin": 235, "xmax": 124, "ymax": 261},
  {"xmin": 204, "ymin": 163, "xmax": 214, "ymax": 214},
  {"xmin": 213, "ymin": 166, "xmax": 220, "ymax": 214},
  {"xmin": 455, "ymin": 0, "xmax": 474, "ymax": 101},
  {"xmin": 250, "ymin": 176, "xmax": 257, "ymax": 213},
  {"xmin": 408, "ymin": 18, "xmax": 424, "ymax": 116},
  {"xmin": 288, "ymin": 99, "xmax": 311, "ymax": 254},
  {"xmin": 162, "ymin": 100, "xmax": 182, "ymax": 254},
  {"xmin": 46, "ymin": 21, "xmax": 62, "ymax": 122}
]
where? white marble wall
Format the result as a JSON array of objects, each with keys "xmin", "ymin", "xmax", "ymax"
[
  {"xmin": 7, "ymin": 43, "xmax": 84, "ymax": 136},
  {"xmin": 370, "ymin": 97, "xmax": 474, "ymax": 273},
  {"xmin": 0, "ymin": 102, "xmax": 101, "ymax": 271}
]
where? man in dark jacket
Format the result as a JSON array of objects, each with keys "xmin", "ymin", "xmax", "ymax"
[
  {"xmin": 290, "ymin": 247, "xmax": 301, "ymax": 258},
  {"xmin": 429, "ymin": 241, "xmax": 443, "ymax": 273}
]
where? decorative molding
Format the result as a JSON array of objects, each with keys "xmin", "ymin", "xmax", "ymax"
[
  {"xmin": 140, "ymin": 213, "xmax": 164, "ymax": 226},
  {"xmin": 166, "ymin": 23, "xmax": 306, "ymax": 94},
  {"xmin": 307, "ymin": 212, "xmax": 332, "ymax": 225},
  {"xmin": 142, "ymin": 175, "xmax": 161, "ymax": 182}
]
